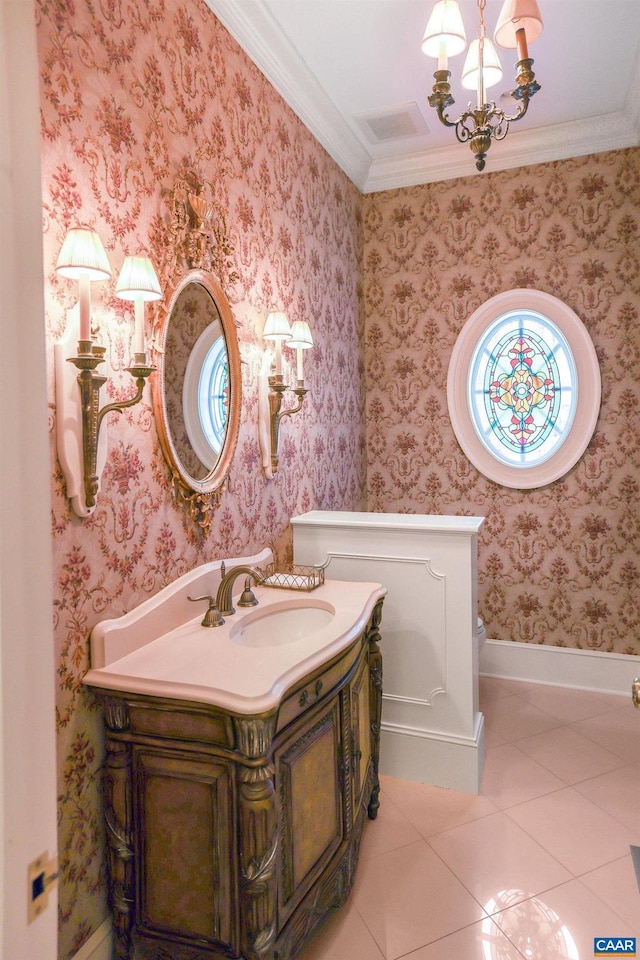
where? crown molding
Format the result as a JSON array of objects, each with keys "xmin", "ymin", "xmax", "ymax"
[
  {"xmin": 363, "ymin": 109, "xmax": 640, "ymax": 192},
  {"xmin": 205, "ymin": 0, "xmax": 371, "ymax": 189},
  {"xmin": 205, "ymin": 0, "xmax": 640, "ymax": 194}
]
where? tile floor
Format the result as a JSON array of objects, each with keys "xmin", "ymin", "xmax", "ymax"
[{"xmin": 298, "ymin": 676, "xmax": 640, "ymax": 960}]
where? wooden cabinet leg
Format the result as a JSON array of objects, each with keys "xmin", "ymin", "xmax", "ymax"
[
  {"xmin": 104, "ymin": 738, "xmax": 135, "ymax": 960},
  {"xmin": 234, "ymin": 713, "xmax": 278, "ymax": 960},
  {"xmin": 238, "ymin": 763, "xmax": 278, "ymax": 960}
]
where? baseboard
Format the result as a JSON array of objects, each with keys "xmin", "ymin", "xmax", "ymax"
[
  {"xmin": 480, "ymin": 638, "xmax": 638, "ymax": 697},
  {"xmin": 380, "ymin": 711, "xmax": 485, "ymax": 793},
  {"xmin": 71, "ymin": 918, "xmax": 112, "ymax": 960}
]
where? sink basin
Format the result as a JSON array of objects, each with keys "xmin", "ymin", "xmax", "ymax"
[
  {"xmin": 230, "ymin": 601, "xmax": 335, "ymax": 648},
  {"xmin": 84, "ymin": 551, "xmax": 386, "ymax": 714}
]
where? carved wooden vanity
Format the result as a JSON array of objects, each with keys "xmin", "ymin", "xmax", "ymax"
[{"xmin": 88, "ymin": 597, "xmax": 383, "ymax": 960}]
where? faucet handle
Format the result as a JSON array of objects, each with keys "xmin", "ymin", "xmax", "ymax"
[
  {"xmin": 237, "ymin": 576, "xmax": 260, "ymax": 608},
  {"xmin": 188, "ymin": 595, "xmax": 225, "ymax": 628}
]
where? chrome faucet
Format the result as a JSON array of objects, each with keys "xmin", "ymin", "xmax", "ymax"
[{"xmin": 216, "ymin": 563, "xmax": 265, "ymax": 617}]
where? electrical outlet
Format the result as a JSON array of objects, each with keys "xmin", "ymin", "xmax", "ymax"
[{"xmin": 27, "ymin": 851, "xmax": 58, "ymax": 923}]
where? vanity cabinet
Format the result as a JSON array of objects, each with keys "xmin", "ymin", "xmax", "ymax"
[{"xmin": 91, "ymin": 597, "xmax": 383, "ymax": 960}]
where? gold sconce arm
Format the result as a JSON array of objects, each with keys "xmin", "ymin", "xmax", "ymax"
[
  {"xmin": 258, "ymin": 313, "xmax": 313, "ymax": 479},
  {"xmin": 67, "ymin": 345, "xmax": 154, "ymax": 511},
  {"xmin": 266, "ymin": 375, "xmax": 309, "ymax": 475}
]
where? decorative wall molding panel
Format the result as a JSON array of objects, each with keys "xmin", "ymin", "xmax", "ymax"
[{"xmin": 292, "ymin": 510, "xmax": 485, "ymax": 792}]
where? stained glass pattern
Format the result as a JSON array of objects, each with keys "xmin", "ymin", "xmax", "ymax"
[{"xmin": 468, "ymin": 310, "xmax": 577, "ymax": 468}]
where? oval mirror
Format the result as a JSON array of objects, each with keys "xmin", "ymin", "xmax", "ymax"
[{"xmin": 153, "ymin": 269, "xmax": 241, "ymax": 530}]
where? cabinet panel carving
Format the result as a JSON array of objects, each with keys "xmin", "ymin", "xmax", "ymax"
[
  {"xmin": 277, "ymin": 701, "xmax": 342, "ymax": 914},
  {"xmin": 90, "ymin": 600, "xmax": 384, "ymax": 960},
  {"xmin": 237, "ymin": 761, "xmax": 278, "ymax": 960},
  {"xmin": 351, "ymin": 654, "xmax": 371, "ymax": 811},
  {"xmin": 135, "ymin": 750, "xmax": 235, "ymax": 952},
  {"xmin": 104, "ymin": 740, "xmax": 134, "ymax": 960}
]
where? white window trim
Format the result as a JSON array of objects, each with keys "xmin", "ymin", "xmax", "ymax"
[
  {"xmin": 182, "ymin": 321, "xmax": 226, "ymax": 471},
  {"xmin": 447, "ymin": 289, "xmax": 601, "ymax": 489}
]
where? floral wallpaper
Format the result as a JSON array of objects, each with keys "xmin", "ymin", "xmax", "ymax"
[
  {"xmin": 35, "ymin": 0, "xmax": 640, "ymax": 953},
  {"xmin": 364, "ymin": 147, "xmax": 640, "ymax": 657},
  {"xmin": 36, "ymin": 0, "xmax": 364, "ymax": 954}
]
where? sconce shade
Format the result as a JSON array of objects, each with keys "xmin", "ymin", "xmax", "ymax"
[
  {"xmin": 494, "ymin": 0, "xmax": 543, "ymax": 49},
  {"xmin": 286, "ymin": 320, "xmax": 314, "ymax": 349},
  {"xmin": 115, "ymin": 255, "xmax": 162, "ymax": 301},
  {"xmin": 461, "ymin": 37, "xmax": 504, "ymax": 90},
  {"xmin": 263, "ymin": 311, "xmax": 292, "ymax": 341},
  {"xmin": 421, "ymin": 0, "xmax": 467, "ymax": 58},
  {"xmin": 55, "ymin": 226, "xmax": 112, "ymax": 281}
]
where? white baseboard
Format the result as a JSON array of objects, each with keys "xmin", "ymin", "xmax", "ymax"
[
  {"xmin": 71, "ymin": 918, "xmax": 112, "ymax": 960},
  {"xmin": 480, "ymin": 638, "xmax": 638, "ymax": 697},
  {"xmin": 380, "ymin": 711, "xmax": 485, "ymax": 793}
]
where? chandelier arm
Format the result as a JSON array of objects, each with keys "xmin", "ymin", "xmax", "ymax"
[
  {"xmin": 435, "ymin": 104, "xmax": 461, "ymax": 129},
  {"xmin": 454, "ymin": 112, "xmax": 477, "ymax": 143},
  {"xmin": 482, "ymin": 104, "xmax": 510, "ymax": 141},
  {"xmin": 501, "ymin": 96, "xmax": 531, "ymax": 125}
]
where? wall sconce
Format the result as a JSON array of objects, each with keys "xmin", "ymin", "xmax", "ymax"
[
  {"xmin": 54, "ymin": 227, "xmax": 161, "ymax": 517},
  {"xmin": 258, "ymin": 311, "xmax": 313, "ymax": 479}
]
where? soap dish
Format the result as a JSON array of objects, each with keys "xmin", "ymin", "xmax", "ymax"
[{"xmin": 260, "ymin": 563, "xmax": 325, "ymax": 592}]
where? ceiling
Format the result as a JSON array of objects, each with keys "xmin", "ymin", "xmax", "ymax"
[{"xmin": 206, "ymin": 0, "xmax": 640, "ymax": 192}]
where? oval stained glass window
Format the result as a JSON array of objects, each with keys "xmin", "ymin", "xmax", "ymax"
[
  {"xmin": 468, "ymin": 309, "xmax": 577, "ymax": 468},
  {"xmin": 448, "ymin": 290, "xmax": 600, "ymax": 489}
]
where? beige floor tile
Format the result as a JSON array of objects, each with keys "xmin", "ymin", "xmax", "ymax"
[
  {"xmin": 479, "ymin": 676, "xmax": 516, "ymax": 703},
  {"xmin": 574, "ymin": 764, "xmax": 640, "ymax": 831},
  {"xmin": 520, "ymin": 684, "xmax": 628, "ymax": 723},
  {"xmin": 351, "ymin": 840, "xmax": 484, "ymax": 959},
  {"xmin": 507, "ymin": 787, "xmax": 633, "ymax": 876},
  {"xmin": 428, "ymin": 812, "xmax": 571, "ymax": 909},
  {"xmin": 301, "ymin": 681, "xmax": 638, "ymax": 959},
  {"xmin": 399, "ymin": 917, "xmax": 526, "ymax": 959},
  {"xmin": 515, "ymin": 725, "xmax": 625, "ymax": 785},
  {"xmin": 297, "ymin": 900, "xmax": 385, "ymax": 960},
  {"xmin": 580, "ymin": 854, "xmax": 640, "ymax": 929},
  {"xmin": 489, "ymin": 678, "xmax": 545, "ymax": 696},
  {"xmin": 572, "ymin": 708, "xmax": 640, "ymax": 765},
  {"xmin": 491, "ymin": 879, "xmax": 637, "ymax": 960},
  {"xmin": 481, "ymin": 696, "xmax": 562, "ymax": 742},
  {"xmin": 484, "ymin": 724, "xmax": 509, "ymax": 749},
  {"xmin": 480, "ymin": 744, "xmax": 565, "ymax": 809},
  {"xmin": 379, "ymin": 774, "xmax": 497, "ymax": 838},
  {"xmin": 358, "ymin": 790, "xmax": 422, "ymax": 860}
]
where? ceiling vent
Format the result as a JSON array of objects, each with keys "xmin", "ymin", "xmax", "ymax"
[{"xmin": 354, "ymin": 102, "xmax": 430, "ymax": 144}]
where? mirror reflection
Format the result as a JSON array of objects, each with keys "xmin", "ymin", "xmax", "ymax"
[
  {"xmin": 154, "ymin": 268, "xmax": 241, "ymax": 532},
  {"xmin": 164, "ymin": 280, "xmax": 229, "ymax": 482}
]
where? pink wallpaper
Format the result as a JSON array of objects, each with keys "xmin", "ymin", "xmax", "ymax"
[
  {"xmin": 36, "ymin": 0, "xmax": 640, "ymax": 954},
  {"xmin": 36, "ymin": 0, "xmax": 364, "ymax": 954},
  {"xmin": 364, "ymin": 148, "xmax": 640, "ymax": 656}
]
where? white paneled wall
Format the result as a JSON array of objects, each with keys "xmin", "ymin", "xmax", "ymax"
[{"xmin": 293, "ymin": 511, "xmax": 485, "ymax": 792}]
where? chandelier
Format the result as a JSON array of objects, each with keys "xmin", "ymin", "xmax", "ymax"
[{"xmin": 422, "ymin": 0, "xmax": 543, "ymax": 171}]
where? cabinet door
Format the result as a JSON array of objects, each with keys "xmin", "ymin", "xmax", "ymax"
[
  {"xmin": 276, "ymin": 695, "xmax": 344, "ymax": 921},
  {"xmin": 133, "ymin": 747, "xmax": 237, "ymax": 955},
  {"xmin": 351, "ymin": 650, "xmax": 372, "ymax": 816}
]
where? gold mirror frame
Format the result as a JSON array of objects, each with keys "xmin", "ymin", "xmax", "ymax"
[
  {"xmin": 153, "ymin": 269, "xmax": 241, "ymax": 534},
  {"xmin": 152, "ymin": 176, "xmax": 241, "ymax": 534}
]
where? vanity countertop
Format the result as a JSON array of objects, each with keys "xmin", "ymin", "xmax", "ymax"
[{"xmin": 84, "ymin": 578, "xmax": 385, "ymax": 715}]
